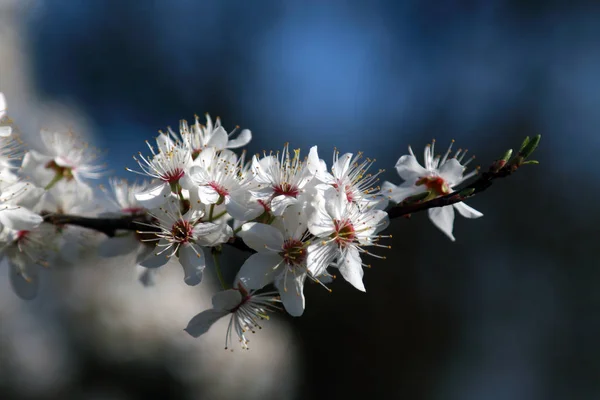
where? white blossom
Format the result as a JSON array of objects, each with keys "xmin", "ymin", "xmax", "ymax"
[
  {"xmin": 237, "ymin": 203, "xmax": 327, "ymax": 316},
  {"xmin": 250, "ymin": 144, "xmax": 319, "ymax": 216},
  {"xmin": 128, "ymin": 138, "xmax": 193, "ymax": 209},
  {"xmin": 382, "ymin": 140, "xmax": 483, "ymax": 241},
  {"xmin": 137, "ymin": 199, "xmax": 232, "ymax": 286},
  {"xmin": 307, "ymin": 187, "xmax": 389, "ymax": 292},
  {"xmin": 20, "ymin": 130, "xmax": 104, "ymax": 189},
  {"xmin": 0, "ymin": 223, "xmax": 55, "ymax": 299},
  {"xmin": 185, "ymin": 282, "xmax": 280, "ymax": 350},
  {"xmin": 182, "ymin": 146, "xmax": 262, "ymax": 221}
]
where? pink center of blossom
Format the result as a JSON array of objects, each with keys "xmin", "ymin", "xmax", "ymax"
[
  {"xmin": 279, "ymin": 239, "xmax": 307, "ymax": 267},
  {"xmin": 16, "ymin": 230, "xmax": 29, "ymax": 242},
  {"xmin": 161, "ymin": 168, "xmax": 185, "ymax": 183},
  {"xmin": 272, "ymin": 182, "xmax": 299, "ymax": 198},
  {"xmin": 333, "ymin": 181, "xmax": 354, "ymax": 202},
  {"xmin": 171, "ymin": 219, "xmax": 194, "ymax": 243},
  {"xmin": 416, "ymin": 176, "xmax": 450, "ymax": 196},
  {"xmin": 209, "ymin": 182, "xmax": 229, "ymax": 197},
  {"xmin": 332, "ymin": 219, "xmax": 356, "ymax": 246}
]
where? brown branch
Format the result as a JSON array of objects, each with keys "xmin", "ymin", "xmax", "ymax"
[{"xmin": 42, "ymin": 213, "xmax": 158, "ymax": 237}]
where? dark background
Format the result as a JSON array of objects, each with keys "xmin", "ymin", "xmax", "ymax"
[{"xmin": 2, "ymin": 1, "xmax": 600, "ymax": 399}]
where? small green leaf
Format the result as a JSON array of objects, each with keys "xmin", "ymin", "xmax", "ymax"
[
  {"xmin": 523, "ymin": 160, "xmax": 539, "ymax": 165},
  {"xmin": 520, "ymin": 134, "xmax": 541, "ymax": 158},
  {"xmin": 520, "ymin": 136, "xmax": 530, "ymax": 152},
  {"xmin": 501, "ymin": 149, "xmax": 513, "ymax": 162}
]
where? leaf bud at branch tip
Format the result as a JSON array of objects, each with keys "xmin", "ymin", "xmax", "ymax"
[{"xmin": 519, "ymin": 134, "xmax": 541, "ymax": 159}]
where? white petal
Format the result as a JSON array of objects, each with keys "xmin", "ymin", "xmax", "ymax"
[
  {"xmin": 226, "ymin": 129, "xmax": 252, "ymax": 149},
  {"xmin": 9, "ymin": 262, "xmax": 39, "ymax": 300},
  {"xmin": 281, "ymin": 202, "xmax": 308, "ymax": 240},
  {"xmin": 395, "ymin": 155, "xmax": 429, "ymax": 181},
  {"xmin": 197, "ymin": 185, "xmax": 221, "ymax": 204},
  {"xmin": 337, "ymin": 246, "xmax": 365, "ymax": 292},
  {"xmin": 332, "ymin": 153, "xmax": 352, "ymax": 178},
  {"xmin": 0, "ymin": 126, "xmax": 12, "ymax": 137},
  {"xmin": 428, "ymin": 206, "xmax": 456, "ymax": 241},
  {"xmin": 438, "ymin": 159, "xmax": 464, "ymax": 186},
  {"xmin": 237, "ymin": 253, "xmax": 283, "ymax": 289},
  {"xmin": 185, "ymin": 309, "xmax": 229, "ymax": 338},
  {"xmin": 134, "ymin": 182, "xmax": 172, "ymax": 209},
  {"xmin": 306, "ymin": 242, "xmax": 337, "ymax": 277},
  {"xmin": 306, "ymin": 146, "xmax": 324, "ymax": 176},
  {"xmin": 453, "ymin": 202, "xmax": 483, "ymax": 219},
  {"xmin": 271, "ymin": 195, "xmax": 297, "ymax": 216},
  {"xmin": 206, "ymin": 126, "xmax": 228, "ymax": 150},
  {"xmin": 156, "ymin": 132, "xmax": 175, "ymax": 153},
  {"xmin": 0, "ymin": 207, "xmax": 42, "ymax": 231},
  {"xmin": 212, "ymin": 288, "xmax": 243, "ymax": 310},
  {"xmin": 97, "ymin": 235, "xmax": 138, "ymax": 258},
  {"xmin": 179, "ymin": 244, "xmax": 205, "ymax": 286},
  {"xmin": 380, "ymin": 181, "xmax": 421, "ymax": 203},
  {"xmin": 276, "ymin": 272, "xmax": 306, "ymax": 317},
  {"xmin": 225, "ymin": 193, "xmax": 263, "ymax": 221},
  {"xmin": 139, "ymin": 248, "xmax": 170, "ymax": 268},
  {"xmin": 239, "ymin": 222, "xmax": 284, "ymax": 253}
]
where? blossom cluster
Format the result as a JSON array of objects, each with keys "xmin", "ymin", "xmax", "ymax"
[{"xmin": 0, "ymin": 92, "xmax": 485, "ymax": 350}]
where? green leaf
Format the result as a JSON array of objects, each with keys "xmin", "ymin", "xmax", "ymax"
[{"xmin": 520, "ymin": 134, "xmax": 541, "ymax": 158}]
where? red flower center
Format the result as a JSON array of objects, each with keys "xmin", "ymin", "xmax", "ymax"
[
  {"xmin": 332, "ymin": 219, "xmax": 356, "ymax": 246},
  {"xmin": 416, "ymin": 176, "xmax": 450, "ymax": 196},
  {"xmin": 279, "ymin": 239, "xmax": 307, "ymax": 266},
  {"xmin": 171, "ymin": 219, "xmax": 194, "ymax": 243},
  {"xmin": 273, "ymin": 182, "xmax": 299, "ymax": 198},
  {"xmin": 209, "ymin": 182, "xmax": 229, "ymax": 197},
  {"xmin": 162, "ymin": 168, "xmax": 185, "ymax": 183}
]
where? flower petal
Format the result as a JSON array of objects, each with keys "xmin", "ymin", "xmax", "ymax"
[
  {"xmin": 271, "ymin": 195, "xmax": 297, "ymax": 216},
  {"xmin": 139, "ymin": 248, "xmax": 170, "ymax": 268},
  {"xmin": 212, "ymin": 289, "xmax": 243, "ymax": 310},
  {"xmin": 237, "ymin": 253, "xmax": 283, "ymax": 289},
  {"xmin": 0, "ymin": 207, "xmax": 42, "ymax": 231},
  {"xmin": 179, "ymin": 244, "xmax": 205, "ymax": 286},
  {"xmin": 337, "ymin": 246, "xmax": 365, "ymax": 292},
  {"xmin": 453, "ymin": 202, "xmax": 483, "ymax": 219},
  {"xmin": 9, "ymin": 262, "xmax": 39, "ymax": 300},
  {"xmin": 226, "ymin": 129, "xmax": 252, "ymax": 149},
  {"xmin": 184, "ymin": 309, "xmax": 229, "ymax": 338},
  {"xmin": 0, "ymin": 126, "xmax": 12, "ymax": 137},
  {"xmin": 428, "ymin": 206, "xmax": 456, "ymax": 241},
  {"xmin": 206, "ymin": 126, "xmax": 228, "ymax": 150},
  {"xmin": 275, "ymin": 272, "xmax": 306, "ymax": 317},
  {"xmin": 226, "ymin": 193, "xmax": 263, "ymax": 221},
  {"xmin": 438, "ymin": 158, "xmax": 464, "ymax": 186},
  {"xmin": 395, "ymin": 155, "xmax": 429, "ymax": 181},
  {"xmin": 134, "ymin": 182, "xmax": 172, "ymax": 209},
  {"xmin": 239, "ymin": 222, "xmax": 284, "ymax": 253}
]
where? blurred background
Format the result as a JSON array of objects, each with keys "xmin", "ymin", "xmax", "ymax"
[{"xmin": 1, "ymin": 0, "xmax": 599, "ymax": 399}]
